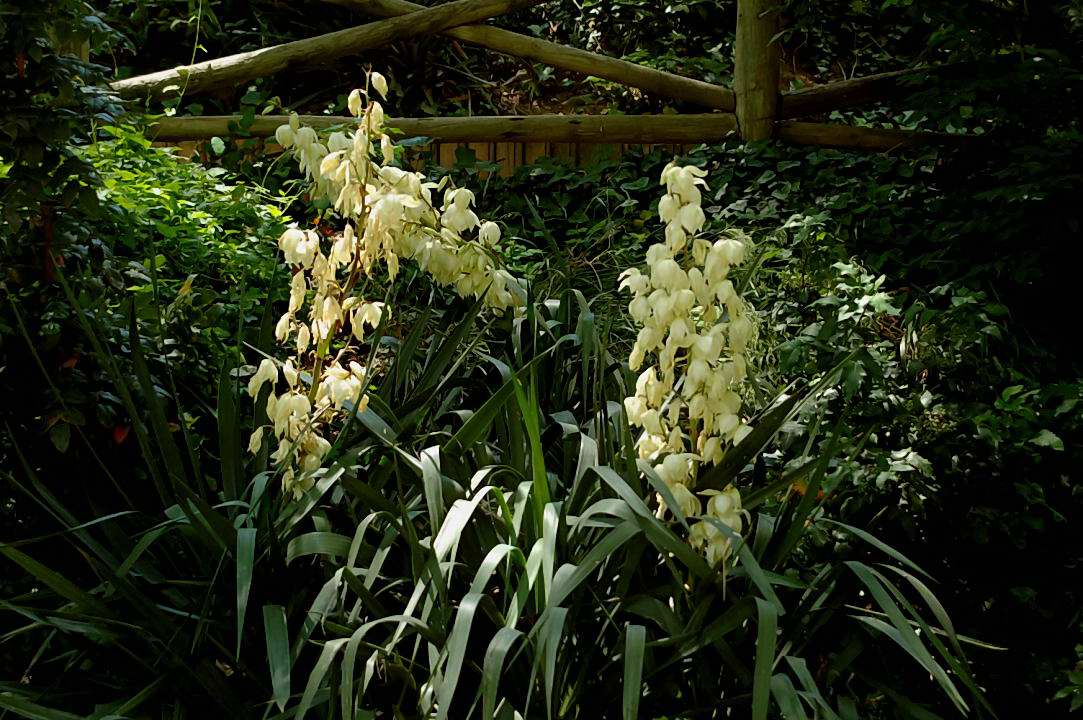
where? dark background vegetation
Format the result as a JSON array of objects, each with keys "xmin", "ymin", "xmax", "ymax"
[{"xmin": 2, "ymin": 0, "xmax": 1081, "ymax": 717}]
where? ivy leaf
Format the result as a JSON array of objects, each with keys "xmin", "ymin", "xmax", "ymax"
[
  {"xmin": 860, "ymin": 291, "xmax": 900, "ymax": 315},
  {"xmin": 1030, "ymin": 430, "xmax": 1064, "ymax": 451},
  {"xmin": 50, "ymin": 423, "xmax": 71, "ymax": 453}
]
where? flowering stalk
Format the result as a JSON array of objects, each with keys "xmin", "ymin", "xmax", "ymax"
[
  {"xmin": 247, "ymin": 71, "xmax": 525, "ymax": 496},
  {"xmin": 619, "ymin": 162, "xmax": 755, "ymax": 567}
]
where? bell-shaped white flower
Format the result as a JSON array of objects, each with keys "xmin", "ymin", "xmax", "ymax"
[
  {"xmin": 247, "ymin": 358, "xmax": 278, "ymax": 398},
  {"xmin": 479, "ymin": 221, "xmax": 501, "ymax": 247},
  {"xmin": 381, "ymin": 134, "xmax": 394, "ymax": 165},
  {"xmin": 275, "ymin": 124, "xmax": 295, "ymax": 148},
  {"xmin": 275, "ymin": 312, "xmax": 292, "ymax": 342},
  {"xmin": 619, "ymin": 268, "xmax": 650, "ymax": 294},
  {"xmin": 347, "ymin": 89, "xmax": 364, "ymax": 118},
  {"xmin": 370, "ymin": 71, "xmax": 388, "ymax": 99},
  {"xmin": 677, "ymin": 203, "xmax": 705, "ymax": 235},
  {"xmin": 328, "ymin": 131, "xmax": 351, "ymax": 153},
  {"xmin": 665, "ymin": 481, "xmax": 701, "ymax": 519},
  {"xmin": 658, "ymin": 194, "xmax": 680, "ymax": 223},
  {"xmin": 645, "ymin": 243, "xmax": 671, "ymax": 266},
  {"xmin": 626, "ymin": 295, "xmax": 648, "ymax": 323},
  {"xmin": 717, "ymin": 237, "xmax": 746, "ymax": 266},
  {"xmin": 657, "ymin": 453, "xmax": 693, "ymax": 486}
]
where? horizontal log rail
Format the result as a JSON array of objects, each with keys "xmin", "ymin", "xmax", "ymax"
[
  {"xmin": 149, "ymin": 113, "xmax": 976, "ymax": 151},
  {"xmin": 779, "ymin": 63, "xmax": 969, "ymax": 118},
  {"xmin": 151, "ymin": 113, "xmax": 739, "ymax": 143},
  {"xmin": 325, "ymin": 0, "xmax": 735, "ymax": 111},
  {"xmin": 777, "ymin": 121, "xmax": 977, "ymax": 151},
  {"xmin": 111, "ymin": 0, "xmax": 543, "ymax": 98}
]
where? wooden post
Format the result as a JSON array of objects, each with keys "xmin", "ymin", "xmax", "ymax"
[{"xmin": 733, "ymin": 0, "xmax": 779, "ymax": 141}]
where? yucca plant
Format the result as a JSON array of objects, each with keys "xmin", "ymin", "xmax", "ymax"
[
  {"xmin": 2, "ymin": 277, "xmax": 990, "ymax": 718},
  {"xmin": 265, "ymin": 291, "xmax": 992, "ymax": 720}
]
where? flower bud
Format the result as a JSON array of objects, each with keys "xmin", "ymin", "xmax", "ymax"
[{"xmin": 248, "ymin": 426, "xmax": 264, "ymax": 455}]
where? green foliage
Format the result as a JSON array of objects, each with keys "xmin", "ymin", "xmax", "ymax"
[
  {"xmin": 426, "ymin": 128, "xmax": 1083, "ymax": 716},
  {"xmin": 0, "ymin": 0, "xmax": 121, "ymax": 241},
  {"xmin": 1, "ymin": 288, "xmax": 984, "ymax": 718},
  {"xmin": 0, "ymin": 119, "xmax": 284, "ymax": 705},
  {"xmin": 1, "ymin": 126, "xmax": 282, "ymax": 544}
]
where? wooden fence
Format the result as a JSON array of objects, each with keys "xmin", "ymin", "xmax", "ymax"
[{"xmin": 132, "ymin": 0, "xmax": 979, "ymax": 167}]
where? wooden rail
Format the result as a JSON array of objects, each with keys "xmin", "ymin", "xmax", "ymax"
[
  {"xmin": 779, "ymin": 64, "xmax": 968, "ymax": 118},
  {"xmin": 152, "ymin": 114, "xmax": 971, "ymax": 154},
  {"xmin": 151, "ymin": 114, "xmax": 739, "ymax": 143},
  {"xmin": 777, "ymin": 122, "xmax": 975, "ymax": 151},
  {"xmin": 325, "ymin": 0, "xmax": 734, "ymax": 110},
  {"xmin": 111, "ymin": 0, "xmax": 543, "ymax": 98},
  {"xmin": 127, "ymin": 0, "xmax": 982, "ymax": 155}
]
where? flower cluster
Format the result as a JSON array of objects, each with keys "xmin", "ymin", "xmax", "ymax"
[
  {"xmin": 619, "ymin": 162, "xmax": 756, "ymax": 566},
  {"xmin": 248, "ymin": 72, "xmax": 525, "ymax": 496}
]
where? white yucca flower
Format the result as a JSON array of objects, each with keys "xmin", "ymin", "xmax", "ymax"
[
  {"xmin": 370, "ymin": 71, "xmax": 388, "ymax": 99},
  {"xmin": 247, "ymin": 71, "xmax": 526, "ymax": 497},
  {"xmin": 620, "ymin": 162, "xmax": 758, "ymax": 570}
]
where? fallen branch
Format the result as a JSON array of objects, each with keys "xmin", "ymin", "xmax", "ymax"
[
  {"xmin": 149, "ymin": 113, "xmax": 739, "ymax": 144},
  {"xmin": 325, "ymin": 0, "xmax": 734, "ymax": 110},
  {"xmin": 111, "ymin": 0, "xmax": 543, "ymax": 99}
]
